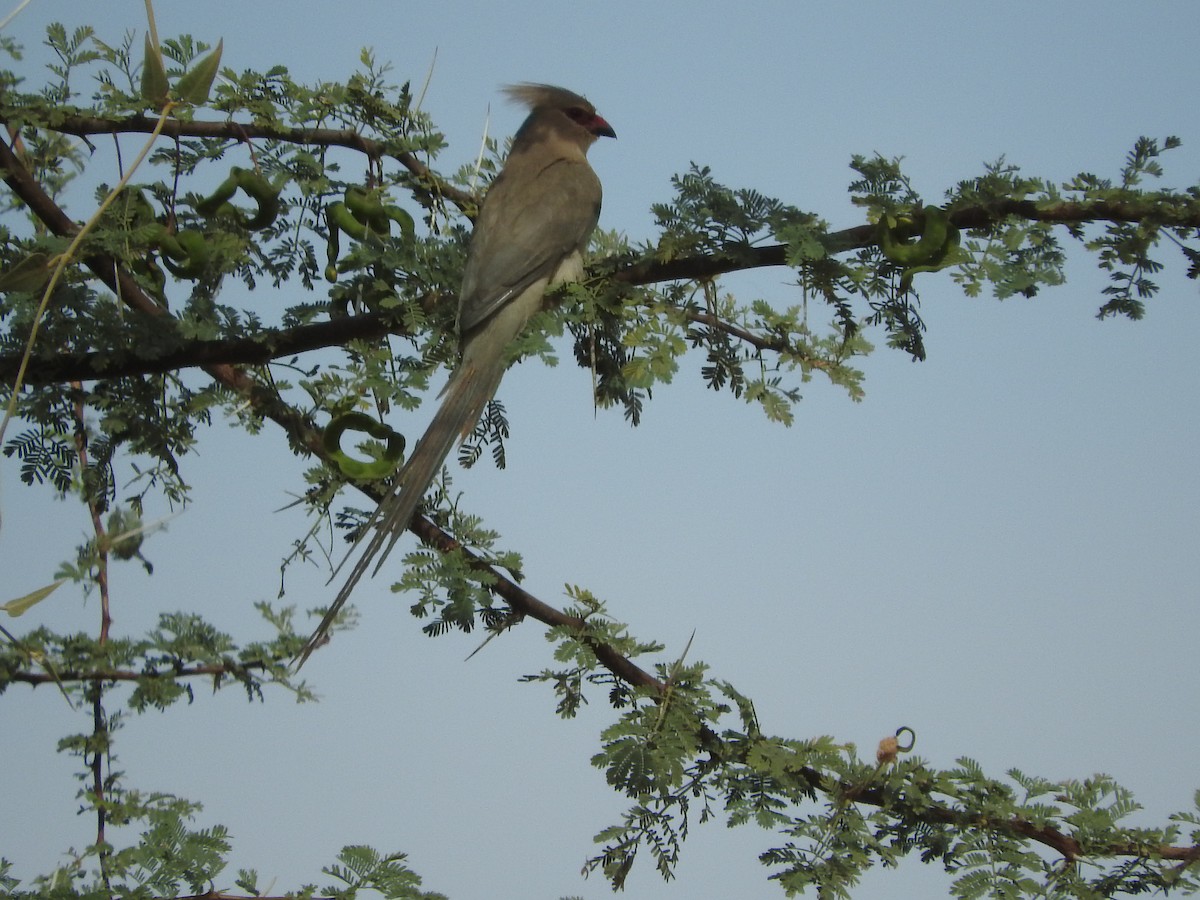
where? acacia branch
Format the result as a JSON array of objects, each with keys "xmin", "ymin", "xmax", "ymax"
[
  {"xmin": 407, "ymin": 513, "xmax": 666, "ymax": 692},
  {"xmin": 3, "ymin": 310, "xmax": 400, "ymax": 383},
  {"xmin": 11, "ymin": 195, "xmax": 1189, "ymax": 384},
  {"xmin": 612, "ymin": 197, "xmax": 1200, "ymax": 286},
  {"xmin": 881, "ymin": 783, "xmax": 1200, "ymax": 865},
  {"xmin": 7, "ymin": 108, "xmax": 1198, "ymax": 384},
  {"xmin": 7, "ymin": 658, "xmax": 278, "ymax": 686},
  {"xmin": 0, "ymin": 299, "xmax": 820, "ymax": 384},
  {"xmin": 798, "ymin": 767, "xmax": 1200, "ymax": 868},
  {"xmin": 0, "ymin": 109, "xmax": 476, "ymax": 211}
]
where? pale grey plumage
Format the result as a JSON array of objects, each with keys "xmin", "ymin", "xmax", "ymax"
[{"xmin": 298, "ymin": 84, "xmax": 614, "ymax": 664}]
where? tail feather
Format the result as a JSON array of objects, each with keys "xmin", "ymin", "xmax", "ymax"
[{"xmin": 297, "ymin": 356, "xmax": 507, "ymax": 665}]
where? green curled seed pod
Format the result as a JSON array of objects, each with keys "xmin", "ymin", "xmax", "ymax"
[
  {"xmin": 156, "ymin": 228, "xmax": 211, "ymax": 279},
  {"xmin": 899, "ymin": 222, "xmax": 961, "ymax": 291},
  {"xmin": 343, "ymin": 185, "xmax": 416, "ymax": 239},
  {"xmin": 878, "ymin": 206, "xmax": 960, "ymax": 290},
  {"xmin": 131, "ymin": 256, "xmax": 167, "ymax": 299},
  {"xmin": 148, "ymin": 224, "xmax": 176, "ymax": 252},
  {"xmin": 195, "ymin": 166, "xmax": 282, "ymax": 230},
  {"xmin": 344, "ymin": 185, "xmax": 391, "ymax": 233},
  {"xmin": 324, "ymin": 205, "xmax": 342, "ymax": 283},
  {"xmin": 195, "ymin": 172, "xmax": 239, "ymax": 218},
  {"xmin": 323, "ymin": 412, "xmax": 405, "ymax": 479},
  {"xmin": 329, "ymin": 201, "xmax": 369, "ymax": 241},
  {"xmin": 324, "ymin": 188, "xmax": 412, "ymax": 284},
  {"xmin": 879, "ymin": 207, "xmax": 949, "ymax": 266},
  {"xmin": 324, "ymin": 201, "xmax": 372, "ymax": 283},
  {"xmin": 232, "ymin": 167, "xmax": 283, "ymax": 229},
  {"xmin": 385, "ymin": 204, "xmax": 415, "ymax": 241}
]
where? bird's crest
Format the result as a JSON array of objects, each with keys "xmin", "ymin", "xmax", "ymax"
[{"xmin": 502, "ymin": 83, "xmax": 594, "ymax": 114}]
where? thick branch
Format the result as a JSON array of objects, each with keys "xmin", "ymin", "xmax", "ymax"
[
  {"xmin": 4, "ymin": 311, "xmax": 399, "ymax": 383},
  {"xmin": 0, "ymin": 300, "xmax": 818, "ymax": 384},
  {"xmin": 0, "ymin": 199, "xmax": 1148, "ymax": 384},
  {"xmin": 954, "ymin": 195, "xmax": 1200, "ymax": 230},
  {"xmin": 612, "ymin": 197, "xmax": 1200, "ymax": 287},
  {"xmin": 806, "ymin": 769, "xmax": 1200, "ymax": 868},
  {"xmin": 913, "ymin": 792, "xmax": 1200, "ymax": 865}
]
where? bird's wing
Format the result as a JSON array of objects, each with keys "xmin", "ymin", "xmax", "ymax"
[{"xmin": 457, "ymin": 157, "xmax": 601, "ymax": 335}]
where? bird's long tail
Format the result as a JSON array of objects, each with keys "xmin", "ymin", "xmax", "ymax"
[{"xmin": 297, "ymin": 353, "xmax": 508, "ymax": 664}]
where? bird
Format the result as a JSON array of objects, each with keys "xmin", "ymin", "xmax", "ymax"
[{"xmin": 298, "ymin": 84, "xmax": 616, "ymax": 664}]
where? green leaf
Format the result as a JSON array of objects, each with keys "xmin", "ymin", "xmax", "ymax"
[
  {"xmin": 2, "ymin": 579, "xmax": 65, "ymax": 617},
  {"xmin": 175, "ymin": 38, "xmax": 223, "ymax": 106},
  {"xmin": 605, "ymin": 737, "xmax": 654, "ymax": 794},
  {"xmin": 140, "ymin": 32, "xmax": 169, "ymax": 107}
]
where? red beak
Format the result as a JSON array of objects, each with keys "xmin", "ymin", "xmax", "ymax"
[{"xmin": 591, "ymin": 115, "xmax": 617, "ymax": 139}]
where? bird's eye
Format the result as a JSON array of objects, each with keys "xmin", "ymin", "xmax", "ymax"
[{"xmin": 564, "ymin": 107, "xmax": 589, "ymax": 124}]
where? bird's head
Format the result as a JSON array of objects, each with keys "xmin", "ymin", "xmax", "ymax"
[{"xmin": 503, "ymin": 83, "xmax": 617, "ymax": 143}]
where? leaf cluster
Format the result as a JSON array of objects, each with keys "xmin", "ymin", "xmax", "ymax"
[{"xmin": 0, "ymin": 603, "xmax": 312, "ymax": 707}]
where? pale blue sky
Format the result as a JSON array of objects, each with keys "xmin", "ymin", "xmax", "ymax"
[{"xmin": 2, "ymin": 2, "xmax": 1198, "ymax": 898}]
